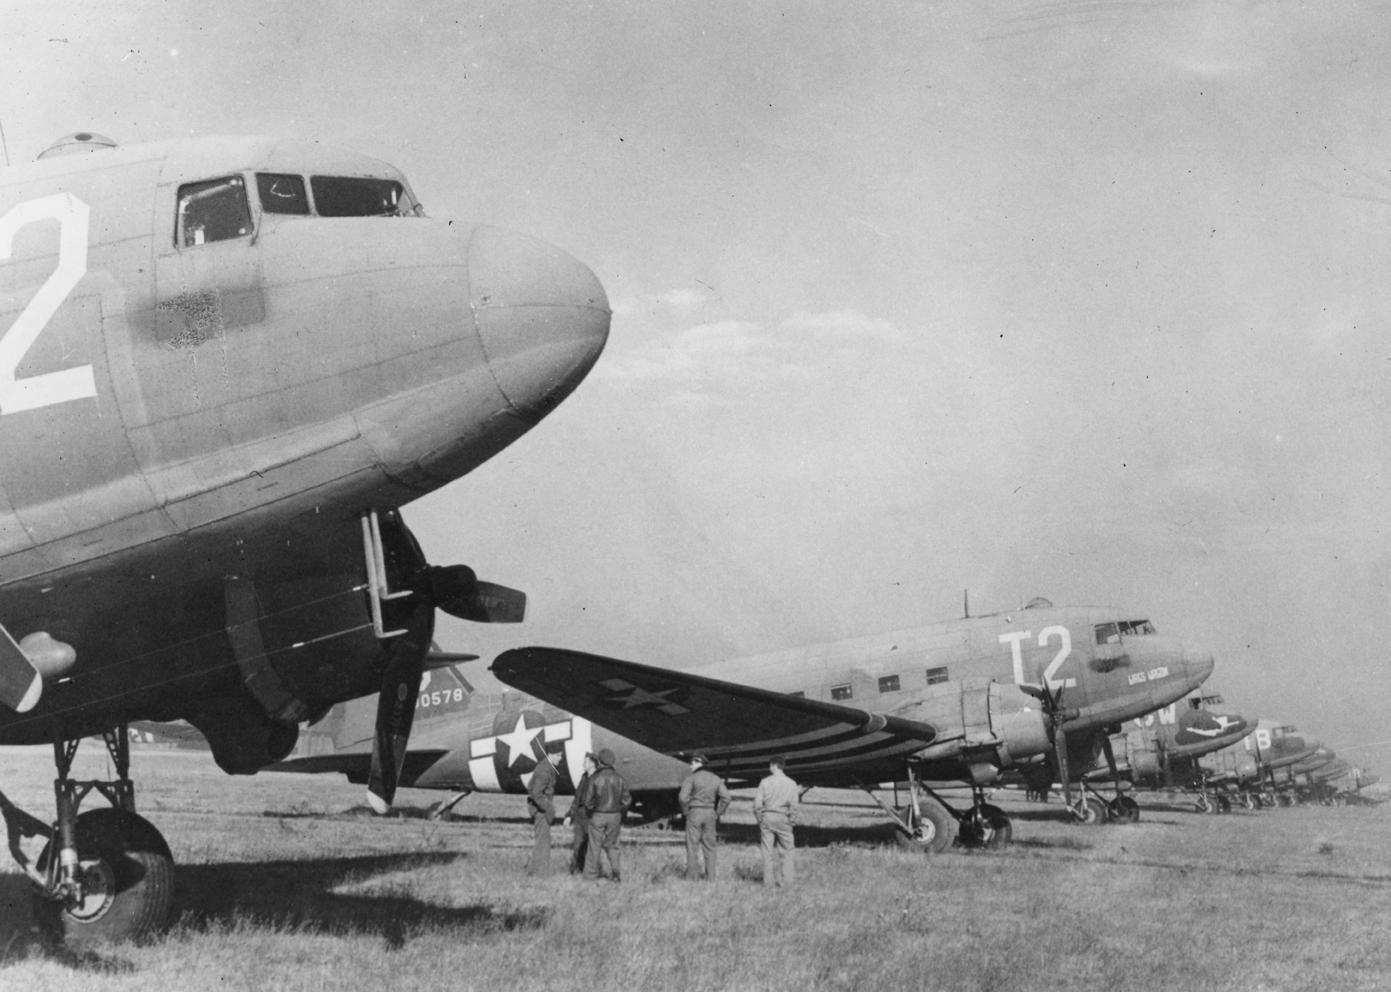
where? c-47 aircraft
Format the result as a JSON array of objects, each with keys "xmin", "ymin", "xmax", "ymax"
[
  {"xmin": 492, "ymin": 598, "xmax": 1216, "ymax": 852},
  {"xmin": 264, "ymin": 665, "xmax": 693, "ymax": 822},
  {"xmin": 1081, "ymin": 694, "xmax": 1256, "ymax": 817},
  {"xmin": 0, "ymin": 131, "xmax": 609, "ymax": 945}
]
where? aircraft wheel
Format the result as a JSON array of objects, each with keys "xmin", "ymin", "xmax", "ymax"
[
  {"xmin": 1216, "ymin": 795, "xmax": 1232, "ymax": 814},
  {"xmin": 1108, "ymin": 796, "xmax": 1140, "ymax": 824},
  {"xmin": 35, "ymin": 808, "xmax": 175, "ymax": 951},
  {"xmin": 978, "ymin": 804, "xmax": 1012, "ymax": 849},
  {"xmin": 959, "ymin": 804, "xmax": 1012, "ymax": 850},
  {"xmin": 1194, "ymin": 794, "xmax": 1213, "ymax": 815},
  {"xmin": 1240, "ymin": 793, "xmax": 1257, "ymax": 811},
  {"xmin": 1075, "ymin": 795, "xmax": 1108, "ymax": 825},
  {"xmin": 1276, "ymin": 794, "xmax": 1293, "ymax": 808},
  {"xmin": 893, "ymin": 798, "xmax": 953, "ymax": 855}
]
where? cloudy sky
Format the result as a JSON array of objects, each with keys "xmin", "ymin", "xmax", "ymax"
[{"xmin": 5, "ymin": 2, "xmax": 1390, "ymax": 759}]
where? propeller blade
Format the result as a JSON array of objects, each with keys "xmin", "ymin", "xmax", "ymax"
[
  {"xmin": 365, "ymin": 607, "xmax": 434, "ymax": 814},
  {"xmin": 421, "ymin": 565, "xmax": 527, "ymax": 623},
  {"xmin": 0, "ymin": 625, "xmax": 42, "ymax": 713},
  {"xmin": 1054, "ymin": 714, "xmax": 1072, "ymax": 810}
]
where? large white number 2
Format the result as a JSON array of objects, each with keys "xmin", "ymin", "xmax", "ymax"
[
  {"xmin": 0, "ymin": 193, "xmax": 97, "ymax": 415},
  {"xmin": 1039, "ymin": 625, "xmax": 1075, "ymax": 690}
]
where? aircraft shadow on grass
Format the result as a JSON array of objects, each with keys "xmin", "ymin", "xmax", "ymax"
[
  {"xmin": 0, "ymin": 874, "xmax": 135, "ymax": 974},
  {"xmin": 176, "ymin": 853, "xmax": 547, "ymax": 947},
  {"xmin": 2, "ymin": 852, "xmax": 545, "ymax": 968}
]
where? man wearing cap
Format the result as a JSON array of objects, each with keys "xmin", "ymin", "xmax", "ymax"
[
  {"xmin": 678, "ymin": 753, "xmax": 731, "ymax": 880},
  {"xmin": 582, "ymin": 748, "xmax": 632, "ymax": 882},
  {"xmin": 525, "ymin": 748, "xmax": 560, "ymax": 875},
  {"xmin": 565, "ymin": 752, "xmax": 598, "ymax": 874},
  {"xmin": 753, "ymin": 755, "xmax": 799, "ymax": 887}
]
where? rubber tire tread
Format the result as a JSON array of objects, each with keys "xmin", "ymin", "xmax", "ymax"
[{"xmin": 35, "ymin": 808, "xmax": 175, "ymax": 951}]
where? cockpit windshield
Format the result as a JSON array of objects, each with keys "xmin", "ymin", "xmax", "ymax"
[
  {"xmin": 311, "ymin": 176, "xmax": 414, "ymax": 217},
  {"xmin": 1094, "ymin": 619, "xmax": 1157, "ymax": 646},
  {"xmin": 177, "ymin": 176, "xmax": 252, "ymax": 246}
]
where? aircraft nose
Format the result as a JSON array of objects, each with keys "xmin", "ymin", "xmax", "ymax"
[
  {"xmin": 1181, "ymin": 641, "xmax": 1214, "ymax": 687},
  {"xmin": 468, "ymin": 226, "xmax": 610, "ymax": 422}
]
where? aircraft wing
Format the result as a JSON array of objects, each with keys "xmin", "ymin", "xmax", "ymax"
[{"xmin": 492, "ymin": 647, "xmax": 937, "ymax": 780}]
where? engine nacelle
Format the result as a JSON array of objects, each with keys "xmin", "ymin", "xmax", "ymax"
[
  {"xmin": 1126, "ymin": 742, "xmax": 1161, "ymax": 781},
  {"xmin": 896, "ymin": 679, "xmax": 1051, "ymax": 770}
]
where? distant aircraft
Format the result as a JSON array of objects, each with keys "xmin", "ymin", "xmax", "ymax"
[
  {"xmin": 0, "ymin": 131, "xmax": 609, "ymax": 946},
  {"xmin": 1195, "ymin": 719, "xmax": 1325, "ymax": 808},
  {"xmin": 492, "ymin": 599, "xmax": 1216, "ymax": 852},
  {"xmin": 1012, "ymin": 693, "xmax": 1257, "ymax": 820}
]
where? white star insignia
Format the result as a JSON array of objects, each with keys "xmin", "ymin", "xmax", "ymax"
[{"xmin": 495, "ymin": 714, "xmax": 544, "ymax": 767}]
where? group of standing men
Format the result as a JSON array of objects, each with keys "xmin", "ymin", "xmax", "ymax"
[
  {"xmin": 526, "ymin": 746, "xmax": 800, "ymax": 886},
  {"xmin": 527, "ymin": 747, "xmax": 631, "ymax": 880}
]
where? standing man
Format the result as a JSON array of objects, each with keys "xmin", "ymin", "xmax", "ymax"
[
  {"xmin": 678, "ymin": 753, "xmax": 731, "ymax": 880},
  {"xmin": 566, "ymin": 752, "xmax": 598, "ymax": 874},
  {"xmin": 525, "ymin": 747, "xmax": 559, "ymax": 875},
  {"xmin": 583, "ymin": 748, "xmax": 632, "ymax": 882},
  {"xmin": 753, "ymin": 755, "xmax": 798, "ymax": 887}
]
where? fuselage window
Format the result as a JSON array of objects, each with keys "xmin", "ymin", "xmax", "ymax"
[
  {"xmin": 256, "ymin": 173, "xmax": 310, "ymax": 215},
  {"xmin": 925, "ymin": 666, "xmax": 949, "ymax": 686},
  {"xmin": 830, "ymin": 684, "xmax": 853, "ymax": 701},
  {"xmin": 177, "ymin": 176, "xmax": 252, "ymax": 247},
  {"xmin": 878, "ymin": 675, "xmax": 900, "ymax": 693},
  {"xmin": 311, "ymin": 176, "xmax": 409, "ymax": 217},
  {"xmin": 1094, "ymin": 622, "xmax": 1120, "ymax": 645}
]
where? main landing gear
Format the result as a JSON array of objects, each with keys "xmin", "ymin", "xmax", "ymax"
[
  {"xmin": 0, "ymin": 726, "xmax": 174, "ymax": 950},
  {"xmin": 861, "ymin": 767, "xmax": 1014, "ymax": 854}
]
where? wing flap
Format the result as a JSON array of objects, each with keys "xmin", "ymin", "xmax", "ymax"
[{"xmin": 492, "ymin": 647, "xmax": 937, "ymax": 778}]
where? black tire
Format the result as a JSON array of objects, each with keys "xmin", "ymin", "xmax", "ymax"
[
  {"xmin": 1195, "ymin": 794, "xmax": 1213, "ymax": 814},
  {"xmin": 1109, "ymin": 796, "xmax": 1141, "ymax": 824},
  {"xmin": 1075, "ymin": 795, "xmax": 1108, "ymax": 825},
  {"xmin": 35, "ymin": 808, "xmax": 175, "ymax": 950},
  {"xmin": 893, "ymin": 798, "xmax": 954, "ymax": 855},
  {"xmin": 979, "ymin": 803, "xmax": 1013, "ymax": 849},
  {"xmin": 1216, "ymin": 795, "xmax": 1232, "ymax": 814}
]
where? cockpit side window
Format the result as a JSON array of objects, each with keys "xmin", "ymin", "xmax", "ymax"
[
  {"xmin": 1119, "ymin": 620, "xmax": 1156, "ymax": 636},
  {"xmin": 1094, "ymin": 622, "xmax": 1120, "ymax": 646},
  {"xmin": 310, "ymin": 176, "xmax": 411, "ymax": 217},
  {"xmin": 177, "ymin": 176, "xmax": 252, "ymax": 247},
  {"xmin": 257, "ymin": 173, "xmax": 310, "ymax": 215}
]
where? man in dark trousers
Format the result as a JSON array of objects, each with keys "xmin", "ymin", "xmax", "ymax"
[
  {"xmin": 566, "ymin": 752, "xmax": 598, "ymax": 874},
  {"xmin": 525, "ymin": 748, "xmax": 559, "ymax": 875},
  {"xmin": 583, "ymin": 748, "xmax": 632, "ymax": 882},
  {"xmin": 678, "ymin": 753, "xmax": 731, "ymax": 880}
]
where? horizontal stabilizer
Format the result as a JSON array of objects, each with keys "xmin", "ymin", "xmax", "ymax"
[
  {"xmin": 424, "ymin": 647, "xmax": 480, "ymax": 669},
  {"xmin": 0, "ymin": 625, "xmax": 42, "ymax": 713}
]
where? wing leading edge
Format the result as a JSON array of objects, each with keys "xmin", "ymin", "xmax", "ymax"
[{"xmin": 492, "ymin": 647, "xmax": 937, "ymax": 780}]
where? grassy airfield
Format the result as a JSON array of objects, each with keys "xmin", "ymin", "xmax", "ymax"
[{"xmin": 0, "ymin": 746, "xmax": 1387, "ymax": 991}]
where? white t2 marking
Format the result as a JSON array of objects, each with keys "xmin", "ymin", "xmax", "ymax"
[
  {"xmin": 0, "ymin": 193, "xmax": 97, "ymax": 415},
  {"xmin": 1000, "ymin": 626, "xmax": 1075, "ymax": 689}
]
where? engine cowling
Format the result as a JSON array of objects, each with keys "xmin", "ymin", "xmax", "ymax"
[{"xmin": 895, "ymin": 679, "xmax": 1051, "ymax": 772}]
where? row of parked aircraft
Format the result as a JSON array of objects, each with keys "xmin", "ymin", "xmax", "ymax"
[{"xmin": 0, "ymin": 131, "xmax": 1375, "ymax": 953}]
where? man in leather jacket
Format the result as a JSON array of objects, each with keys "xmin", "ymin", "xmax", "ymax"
[{"xmin": 582, "ymin": 748, "xmax": 633, "ymax": 881}]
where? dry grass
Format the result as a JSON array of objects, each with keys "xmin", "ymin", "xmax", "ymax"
[{"xmin": 1, "ymin": 746, "xmax": 1388, "ymax": 991}]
